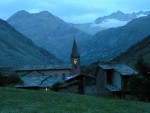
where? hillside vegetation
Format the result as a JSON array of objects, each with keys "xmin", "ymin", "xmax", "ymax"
[
  {"xmin": 82, "ymin": 15, "xmax": 150, "ymax": 63},
  {"xmin": 7, "ymin": 10, "xmax": 92, "ymax": 62},
  {"xmin": 114, "ymin": 35, "xmax": 150, "ymax": 66},
  {"xmin": 0, "ymin": 87, "xmax": 150, "ymax": 113}
]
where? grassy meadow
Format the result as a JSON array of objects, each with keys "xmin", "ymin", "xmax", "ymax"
[{"xmin": 0, "ymin": 87, "xmax": 150, "ymax": 113}]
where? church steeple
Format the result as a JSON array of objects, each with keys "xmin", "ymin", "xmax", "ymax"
[
  {"xmin": 70, "ymin": 39, "xmax": 80, "ymax": 58},
  {"xmin": 70, "ymin": 38, "xmax": 80, "ymax": 75}
]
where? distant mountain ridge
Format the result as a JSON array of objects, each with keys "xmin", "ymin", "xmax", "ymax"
[
  {"xmin": 95, "ymin": 10, "xmax": 150, "ymax": 24},
  {"xmin": 7, "ymin": 10, "xmax": 92, "ymax": 63},
  {"xmin": 82, "ymin": 14, "xmax": 150, "ymax": 64},
  {"xmin": 0, "ymin": 18, "xmax": 62, "ymax": 67},
  {"xmin": 7, "ymin": 10, "xmax": 150, "ymax": 64},
  {"xmin": 73, "ymin": 10, "xmax": 150, "ymax": 35}
]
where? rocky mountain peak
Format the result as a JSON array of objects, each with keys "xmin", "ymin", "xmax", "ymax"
[
  {"xmin": 12, "ymin": 10, "xmax": 30, "ymax": 17},
  {"xmin": 7, "ymin": 10, "xmax": 30, "ymax": 22},
  {"xmin": 34, "ymin": 11, "xmax": 63, "ymax": 23},
  {"xmin": 112, "ymin": 10, "xmax": 124, "ymax": 15},
  {"xmin": 36, "ymin": 11, "xmax": 54, "ymax": 17}
]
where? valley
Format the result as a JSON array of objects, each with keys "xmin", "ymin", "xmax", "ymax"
[
  {"xmin": 0, "ymin": 1, "xmax": 150, "ymax": 113},
  {"xmin": 7, "ymin": 10, "xmax": 150, "ymax": 64}
]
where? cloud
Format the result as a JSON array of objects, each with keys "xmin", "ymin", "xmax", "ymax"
[
  {"xmin": 0, "ymin": 0, "xmax": 150, "ymax": 23},
  {"xmin": 63, "ymin": 13, "xmax": 101, "ymax": 23}
]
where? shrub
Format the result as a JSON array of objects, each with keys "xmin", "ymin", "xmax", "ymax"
[
  {"xmin": 51, "ymin": 82, "xmax": 62, "ymax": 92},
  {"xmin": 131, "ymin": 57, "xmax": 150, "ymax": 101},
  {"xmin": 0, "ymin": 74, "xmax": 5, "ymax": 86},
  {"xmin": 7, "ymin": 74, "xmax": 21, "ymax": 84},
  {"xmin": 0, "ymin": 73, "xmax": 21, "ymax": 86}
]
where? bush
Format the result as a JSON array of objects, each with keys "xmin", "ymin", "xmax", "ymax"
[
  {"xmin": 51, "ymin": 82, "xmax": 62, "ymax": 92},
  {"xmin": 0, "ymin": 73, "xmax": 21, "ymax": 86},
  {"xmin": 0, "ymin": 74, "xmax": 5, "ymax": 86},
  {"xmin": 7, "ymin": 74, "xmax": 21, "ymax": 84},
  {"xmin": 131, "ymin": 57, "xmax": 150, "ymax": 101}
]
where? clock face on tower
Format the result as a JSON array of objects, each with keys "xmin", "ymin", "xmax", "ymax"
[{"xmin": 74, "ymin": 59, "xmax": 77, "ymax": 65}]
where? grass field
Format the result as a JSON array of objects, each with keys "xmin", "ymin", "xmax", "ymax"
[{"xmin": 0, "ymin": 87, "xmax": 150, "ymax": 113}]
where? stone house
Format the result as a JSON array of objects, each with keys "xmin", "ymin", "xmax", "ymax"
[
  {"xmin": 59, "ymin": 74, "xmax": 96, "ymax": 95},
  {"xmin": 96, "ymin": 64, "xmax": 138, "ymax": 98}
]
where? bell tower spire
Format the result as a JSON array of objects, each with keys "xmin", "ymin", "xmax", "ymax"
[{"xmin": 70, "ymin": 38, "xmax": 80, "ymax": 75}]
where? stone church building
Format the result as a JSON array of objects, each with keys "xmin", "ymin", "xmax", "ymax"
[
  {"xmin": 16, "ymin": 39, "xmax": 80, "ymax": 77},
  {"xmin": 15, "ymin": 39, "xmax": 81, "ymax": 89}
]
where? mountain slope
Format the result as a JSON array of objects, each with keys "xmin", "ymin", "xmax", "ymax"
[
  {"xmin": 7, "ymin": 10, "xmax": 92, "ymax": 62},
  {"xmin": 114, "ymin": 35, "xmax": 150, "ymax": 65},
  {"xmin": 82, "ymin": 15, "xmax": 150, "ymax": 64},
  {"xmin": 0, "ymin": 19, "xmax": 61, "ymax": 67}
]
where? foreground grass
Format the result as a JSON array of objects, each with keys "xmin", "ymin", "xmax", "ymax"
[{"xmin": 0, "ymin": 87, "xmax": 150, "ymax": 113}]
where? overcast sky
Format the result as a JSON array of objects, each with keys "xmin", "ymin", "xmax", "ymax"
[{"xmin": 0, "ymin": 0, "xmax": 150, "ymax": 23}]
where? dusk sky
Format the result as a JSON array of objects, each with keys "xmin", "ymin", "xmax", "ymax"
[{"xmin": 0, "ymin": 0, "xmax": 150, "ymax": 23}]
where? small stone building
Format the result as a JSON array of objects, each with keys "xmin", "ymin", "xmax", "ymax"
[
  {"xmin": 59, "ymin": 74, "xmax": 96, "ymax": 95},
  {"xmin": 96, "ymin": 64, "xmax": 138, "ymax": 98}
]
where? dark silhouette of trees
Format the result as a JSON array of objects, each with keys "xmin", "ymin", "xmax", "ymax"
[
  {"xmin": 0, "ymin": 74, "xmax": 5, "ymax": 86},
  {"xmin": 51, "ymin": 82, "xmax": 62, "ymax": 92},
  {"xmin": 131, "ymin": 57, "xmax": 150, "ymax": 101},
  {"xmin": 0, "ymin": 73, "xmax": 20, "ymax": 86}
]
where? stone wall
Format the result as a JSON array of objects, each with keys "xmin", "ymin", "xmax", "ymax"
[
  {"xmin": 84, "ymin": 86, "xmax": 98, "ymax": 96},
  {"xmin": 96, "ymin": 68, "xmax": 112, "ymax": 97},
  {"xmin": 59, "ymin": 84, "xmax": 78, "ymax": 94}
]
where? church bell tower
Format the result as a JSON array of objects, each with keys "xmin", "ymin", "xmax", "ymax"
[{"xmin": 70, "ymin": 39, "xmax": 80, "ymax": 75}]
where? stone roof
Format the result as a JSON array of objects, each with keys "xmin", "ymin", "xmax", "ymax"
[
  {"xmin": 99, "ymin": 64, "xmax": 138, "ymax": 76},
  {"xmin": 16, "ymin": 64, "xmax": 72, "ymax": 71},
  {"xmin": 59, "ymin": 74, "xmax": 95, "ymax": 88},
  {"xmin": 65, "ymin": 74, "xmax": 95, "ymax": 81},
  {"xmin": 15, "ymin": 75, "xmax": 63, "ymax": 88},
  {"xmin": 105, "ymin": 84, "xmax": 121, "ymax": 91},
  {"xmin": 65, "ymin": 74, "xmax": 80, "ymax": 81}
]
